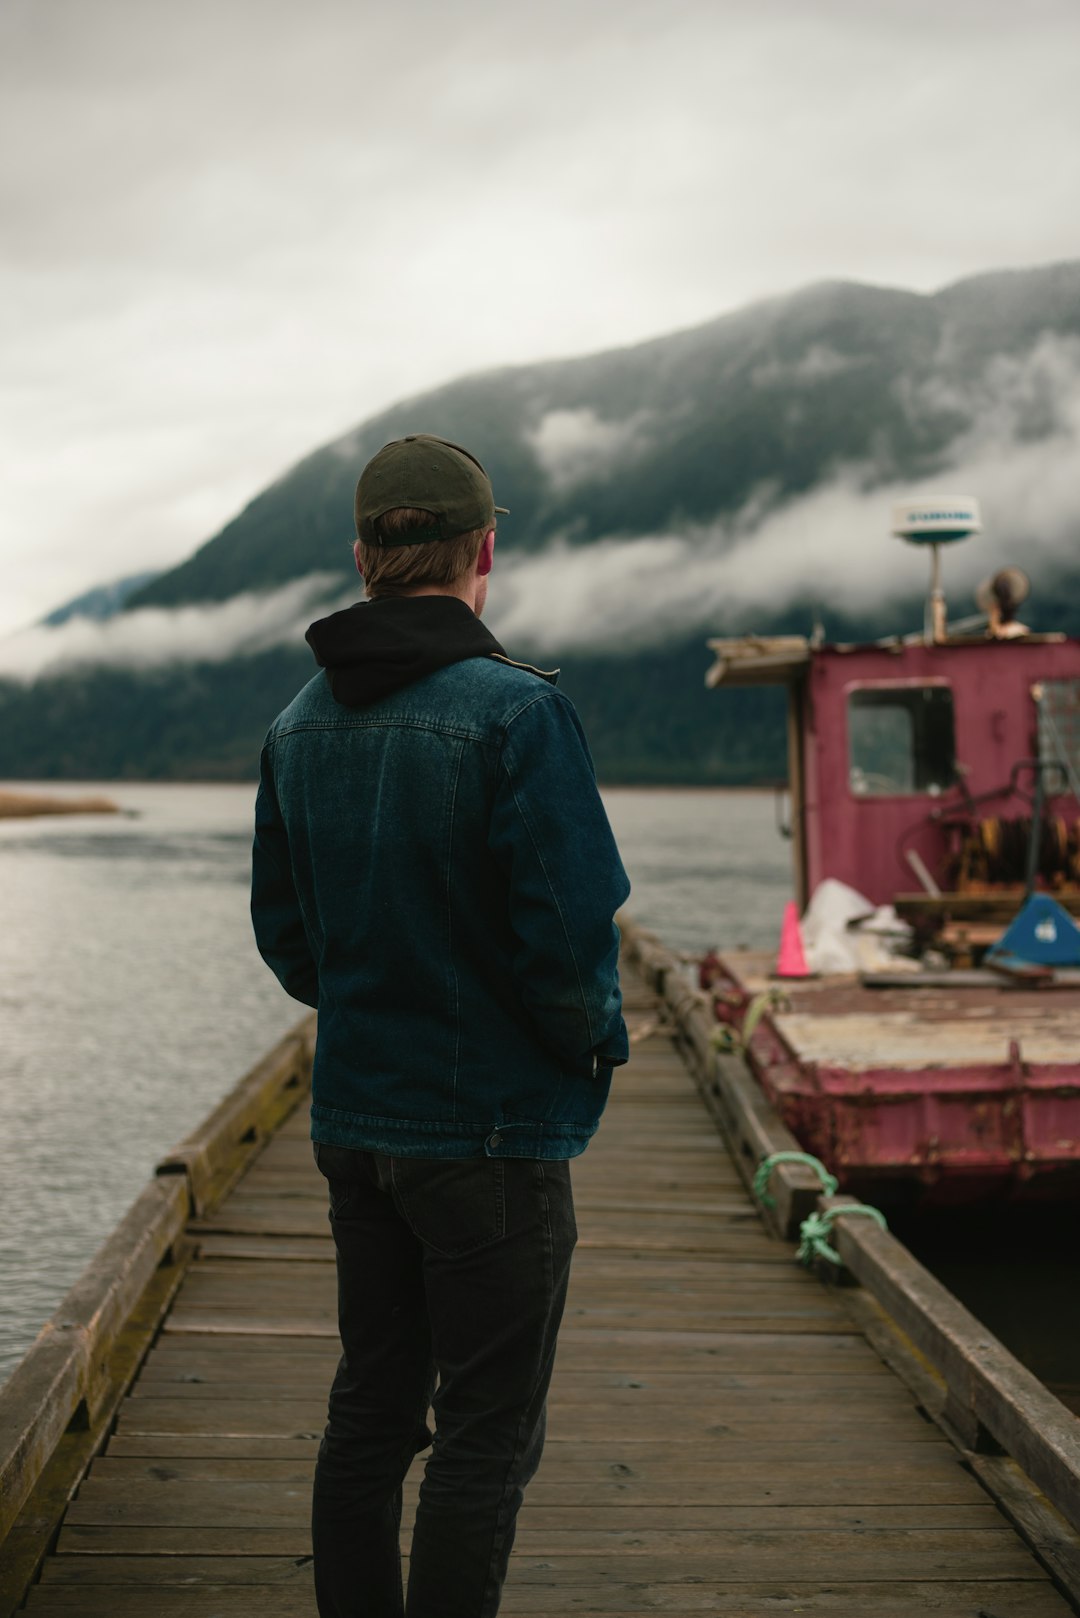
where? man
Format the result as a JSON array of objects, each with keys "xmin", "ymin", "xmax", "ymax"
[{"xmin": 251, "ymin": 434, "xmax": 630, "ymax": 1618}]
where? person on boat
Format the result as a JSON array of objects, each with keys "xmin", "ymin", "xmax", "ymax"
[{"xmin": 251, "ymin": 433, "xmax": 629, "ymax": 1618}]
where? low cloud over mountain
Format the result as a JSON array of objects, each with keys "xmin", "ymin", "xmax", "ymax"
[
  {"xmin": 1, "ymin": 576, "xmax": 346, "ymax": 684},
  {"xmin": 3, "ymin": 260, "xmax": 1079, "ymax": 779}
]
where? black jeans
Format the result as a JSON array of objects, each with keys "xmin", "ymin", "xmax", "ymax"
[{"xmin": 311, "ymin": 1145, "xmax": 576, "ymax": 1618}]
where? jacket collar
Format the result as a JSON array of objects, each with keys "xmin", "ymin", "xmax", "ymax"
[{"xmin": 306, "ymin": 595, "xmax": 558, "ymax": 707}]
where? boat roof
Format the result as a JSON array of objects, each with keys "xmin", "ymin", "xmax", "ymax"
[
  {"xmin": 705, "ymin": 631, "xmax": 1070, "ymax": 688},
  {"xmin": 704, "ymin": 635, "xmax": 811, "ymax": 686}
]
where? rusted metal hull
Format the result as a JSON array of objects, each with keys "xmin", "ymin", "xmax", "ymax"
[{"xmin": 706, "ymin": 951, "xmax": 1080, "ymax": 1204}]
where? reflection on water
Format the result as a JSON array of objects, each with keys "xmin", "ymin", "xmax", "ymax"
[
  {"xmin": 0, "ymin": 784, "xmax": 304, "ymax": 1380},
  {"xmin": 602, "ymin": 788, "xmax": 794, "ymax": 955},
  {"xmin": 0, "ymin": 782, "xmax": 792, "ymax": 1380}
]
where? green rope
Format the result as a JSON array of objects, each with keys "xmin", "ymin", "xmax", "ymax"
[
  {"xmin": 752, "ymin": 1151, "xmax": 839, "ymax": 1208},
  {"xmin": 710, "ymin": 986, "xmax": 789, "ymax": 1058},
  {"xmin": 797, "ymin": 1203, "xmax": 889, "ymax": 1267},
  {"xmin": 741, "ymin": 986, "xmax": 788, "ymax": 1046},
  {"xmin": 710, "ymin": 1024, "xmax": 739, "ymax": 1054}
]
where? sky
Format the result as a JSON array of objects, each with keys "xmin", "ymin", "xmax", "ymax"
[{"xmin": 3, "ymin": 0, "xmax": 1080, "ymax": 639}]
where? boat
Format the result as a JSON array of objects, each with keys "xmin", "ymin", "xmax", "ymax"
[{"xmin": 701, "ymin": 496, "xmax": 1080, "ymax": 1204}]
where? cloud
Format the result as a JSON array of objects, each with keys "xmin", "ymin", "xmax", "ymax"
[
  {"xmin": 0, "ymin": 574, "xmax": 350, "ymax": 683},
  {"xmin": 4, "ymin": 339, "xmax": 1079, "ymax": 681},
  {"xmin": 751, "ymin": 344, "xmax": 866, "ymax": 388},
  {"xmin": 527, "ymin": 408, "xmax": 654, "ymax": 491},
  {"xmin": 3, "ymin": 0, "xmax": 1080, "ymax": 637},
  {"xmin": 489, "ymin": 340, "xmax": 1080, "ymax": 655}
]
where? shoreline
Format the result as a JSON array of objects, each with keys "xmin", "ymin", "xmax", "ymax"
[
  {"xmin": 0, "ymin": 789, "xmax": 120, "ymax": 820},
  {"xmin": 2, "ymin": 778, "xmax": 782, "ymax": 796}
]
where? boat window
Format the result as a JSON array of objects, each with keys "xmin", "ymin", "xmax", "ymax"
[
  {"xmin": 848, "ymin": 686, "xmax": 955, "ymax": 796},
  {"xmin": 1037, "ymin": 680, "xmax": 1080, "ymax": 796}
]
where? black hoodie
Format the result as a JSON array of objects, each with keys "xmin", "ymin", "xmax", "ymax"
[{"xmin": 305, "ymin": 596, "xmax": 515, "ymax": 708}]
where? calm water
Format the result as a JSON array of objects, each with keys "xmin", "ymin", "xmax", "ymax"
[{"xmin": 0, "ymin": 782, "xmax": 792, "ymax": 1379}]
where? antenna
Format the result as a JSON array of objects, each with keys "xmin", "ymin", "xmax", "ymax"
[{"xmin": 891, "ymin": 497, "xmax": 982, "ymax": 644}]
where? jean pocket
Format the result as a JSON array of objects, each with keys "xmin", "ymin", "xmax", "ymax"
[
  {"xmin": 313, "ymin": 1142, "xmax": 369, "ymax": 1220},
  {"xmin": 390, "ymin": 1157, "xmax": 506, "ymax": 1258}
]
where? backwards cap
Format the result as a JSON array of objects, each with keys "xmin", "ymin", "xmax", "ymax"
[{"xmin": 355, "ymin": 434, "xmax": 508, "ymax": 547}]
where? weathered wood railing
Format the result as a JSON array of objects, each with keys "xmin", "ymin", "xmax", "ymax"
[
  {"xmin": 0, "ymin": 1014, "xmax": 315, "ymax": 1614},
  {"xmin": 618, "ymin": 913, "xmax": 1080, "ymax": 1588}
]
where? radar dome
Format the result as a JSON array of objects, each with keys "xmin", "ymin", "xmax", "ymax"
[{"xmin": 891, "ymin": 497, "xmax": 982, "ymax": 546}]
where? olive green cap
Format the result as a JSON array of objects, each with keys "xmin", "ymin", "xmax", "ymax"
[{"xmin": 355, "ymin": 434, "xmax": 508, "ymax": 547}]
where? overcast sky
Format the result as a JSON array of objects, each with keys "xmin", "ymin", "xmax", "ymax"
[{"xmin": 2, "ymin": 0, "xmax": 1079, "ymax": 637}]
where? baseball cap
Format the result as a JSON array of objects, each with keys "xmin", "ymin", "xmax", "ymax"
[{"xmin": 355, "ymin": 434, "xmax": 509, "ymax": 547}]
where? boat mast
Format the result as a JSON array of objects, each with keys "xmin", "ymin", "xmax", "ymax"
[{"xmin": 891, "ymin": 498, "xmax": 982, "ymax": 643}]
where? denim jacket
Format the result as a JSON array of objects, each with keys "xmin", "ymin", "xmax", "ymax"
[{"xmin": 251, "ymin": 598, "xmax": 630, "ymax": 1160}]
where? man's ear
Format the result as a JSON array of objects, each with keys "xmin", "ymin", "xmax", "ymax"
[
  {"xmin": 353, "ymin": 540, "xmax": 364, "ymax": 578},
  {"xmin": 477, "ymin": 530, "xmax": 495, "ymax": 577}
]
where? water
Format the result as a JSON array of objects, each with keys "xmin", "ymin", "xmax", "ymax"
[{"xmin": 0, "ymin": 782, "xmax": 792, "ymax": 1379}]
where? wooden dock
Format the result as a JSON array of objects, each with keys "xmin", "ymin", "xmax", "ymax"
[{"xmin": 6, "ymin": 958, "xmax": 1080, "ymax": 1615}]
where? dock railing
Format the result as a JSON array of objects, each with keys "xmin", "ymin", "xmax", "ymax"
[
  {"xmin": 0, "ymin": 1014, "xmax": 316, "ymax": 1612},
  {"xmin": 618, "ymin": 913, "xmax": 1080, "ymax": 1562}
]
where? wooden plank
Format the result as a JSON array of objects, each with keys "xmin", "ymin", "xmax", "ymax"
[
  {"xmin": 101, "ymin": 1443, "xmax": 952, "ymax": 1469},
  {"xmin": 830, "ymin": 1204, "xmax": 1080, "ymax": 1532},
  {"xmin": 178, "ymin": 1261, "xmax": 830, "ymax": 1295},
  {"xmin": 127, "ymin": 1378, "xmax": 903, "ymax": 1409},
  {"xmin": 26, "ymin": 1571, "xmax": 1077, "ymax": 1615},
  {"xmin": 71, "ymin": 1475, "xmax": 990, "ymax": 1520},
  {"xmin": 162, "ymin": 1307, "xmax": 853, "ymax": 1337},
  {"xmin": 131, "ymin": 1371, "xmax": 907, "ymax": 1405},
  {"xmin": 63, "ymin": 1478, "xmax": 1002, "ymax": 1529},
  {"xmin": 617, "ymin": 919, "xmax": 827, "ymax": 1239},
  {"xmin": 186, "ymin": 1254, "xmax": 824, "ymax": 1285},
  {"xmin": 110, "ymin": 1396, "xmax": 938, "ymax": 1442},
  {"xmin": 189, "ymin": 1236, "xmax": 333, "ymax": 1262},
  {"xmin": 52, "ymin": 1523, "xmax": 1050, "ymax": 1579},
  {"xmin": 86, "ymin": 1457, "xmax": 983, "ymax": 1505}
]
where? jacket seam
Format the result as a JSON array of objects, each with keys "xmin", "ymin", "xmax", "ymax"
[
  {"xmin": 310, "ymin": 1102, "xmax": 595, "ymax": 1136},
  {"xmin": 493, "ymin": 688, "xmax": 566, "ymax": 774},
  {"xmin": 500, "ymin": 745, "xmax": 596, "ymax": 1053},
  {"xmin": 445, "ymin": 738, "xmax": 464, "ymax": 1120},
  {"xmin": 255, "ymin": 768, "xmax": 322, "ymax": 989},
  {"xmin": 267, "ymin": 715, "xmax": 500, "ymax": 747}
]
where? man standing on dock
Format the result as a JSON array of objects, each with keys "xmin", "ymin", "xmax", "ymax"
[{"xmin": 251, "ymin": 434, "xmax": 629, "ymax": 1618}]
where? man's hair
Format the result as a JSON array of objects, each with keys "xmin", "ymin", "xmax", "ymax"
[{"xmin": 358, "ymin": 508, "xmax": 488, "ymax": 598}]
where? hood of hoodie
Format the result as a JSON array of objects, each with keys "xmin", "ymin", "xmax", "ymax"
[{"xmin": 305, "ymin": 595, "xmax": 556, "ymax": 707}]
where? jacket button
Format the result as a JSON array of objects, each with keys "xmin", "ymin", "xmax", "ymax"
[{"xmin": 488, "ymin": 1130, "xmax": 503, "ymax": 1148}]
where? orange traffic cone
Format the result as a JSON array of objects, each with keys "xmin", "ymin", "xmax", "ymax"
[{"xmin": 774, "ymin": 901, "xmax": 809, "ymax": 978}]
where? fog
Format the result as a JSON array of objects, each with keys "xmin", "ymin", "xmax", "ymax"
[
  {"xmin": 4, "ymin": 0, "xmax": 1080, "ymax": 636},
  {"xmin": 0, "ymin": 575, "xmax": 349, "ymax": 682},
  {"xmin": 3, "ymin": 324, "xmax": 1077, "ymax": 683},
  {"xmin": 493, "ymin": 337, "xmax": 1080, "ymax": 654}
]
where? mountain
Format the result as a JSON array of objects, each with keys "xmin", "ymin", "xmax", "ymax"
[
  {"xmin": 124, "ymin": 261, "xmax": 1080, "ymax": 611},
  {"xmin": 41, "ymin": 570, "xmax": 161, "ymax": 627},
  {"xmin": 2, "ymin": 260, "xmax": 1079, "ymax": 783}
]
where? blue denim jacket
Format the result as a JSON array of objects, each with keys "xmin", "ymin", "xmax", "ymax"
[{"xmin": 252, "ymin": 633, "xmax": 630, "ymax": 1160}]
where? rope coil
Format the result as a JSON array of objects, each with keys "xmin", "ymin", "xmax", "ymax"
[
  {"xmin": 752, "ymin": 1151, "xmax": 839, "ymax": 1208},
  {"xmin": 796, "ymin": 1203, "xmax": 888, "ymax": 1267}
]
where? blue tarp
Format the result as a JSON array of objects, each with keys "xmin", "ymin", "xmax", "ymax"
[{"xmin": 985, "ymin": 893, "xmax": 1080, "ymax": 971}]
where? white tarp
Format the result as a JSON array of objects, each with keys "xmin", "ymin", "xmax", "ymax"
[{"xmin": 800, "ymin": 878, "xmax": 916, "ymax": 975}]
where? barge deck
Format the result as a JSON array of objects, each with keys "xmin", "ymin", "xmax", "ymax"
[{"xmin": 3, "ymin": 944, "xmax": 1079, "ymax": 1615}]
